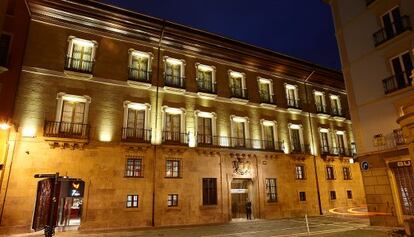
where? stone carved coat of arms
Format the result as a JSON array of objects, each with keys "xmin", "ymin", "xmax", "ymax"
[{"xmin": 232, "ymin": 157, "xmax": 251, "ymax": 175}]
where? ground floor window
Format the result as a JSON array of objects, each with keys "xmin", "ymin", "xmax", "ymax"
[
  {"xmin": 347, "ymin": 190, "xmax": 353, "ymax": 199},
  {"xmin": 126, "ymin": 195, "xmax": 139, "ymax": 208},
  {"xmin": 168, "ymin": 194, "xmax": 178, "ymax": 207},
  {"xmin": 299, "ymin": 191, "xmax": 306, "ymax": 201},
  {"xmin": 165, "ymin": 159, "xmax": 181, "ymax": 178},
  {"xmin": 330, "ymin": 191, "xmax": 336, "ymax": 200},
  {"xmin": 125, "ymin": 158, "xmax": 143, "ymax": 177},
  {"xmin": 202, "ymin": 178, "xmax": 217, "ymax": 205},
  {"xmin": 265, "ymin": 178, "xmax": 277, "ymax": 202}
]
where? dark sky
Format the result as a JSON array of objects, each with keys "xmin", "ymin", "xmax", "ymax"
[{"xmin": 101, "ymin": 0, "xmax": 341, "ymax": 70}]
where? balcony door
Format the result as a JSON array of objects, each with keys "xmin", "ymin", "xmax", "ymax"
[
  {"xmin": 60, "ymin": 101, "xmax": 85, "ymax": 134},
  {"xmin": 291, "ymin": 128, "xmax": 301, "ymax": 152},
  {"xmin": 263, "ymin": 125, "xmax": 275, "ymax": 149},
  {"xmin": 165, "ymin": 61, "xmax": 182, "ymax": 87},
  {"xmin": 259, "ymin": 82, "xmax": 271, "ymax": 102},
  {"xmin": 382, "ymin": 7, "xmax": 403, "ymax": 38},
  {"xmin": 233, "ymin": 122, "xmax": 245, "ymax": 147},
  {"xmin": 336, "ymin": 133, "xmax": 346, "ymax": 154},
  {"xmin": 130, "ymin": 52, "xmax": 149, "ymax": 81},
  {"xmin": 197, "ymin": 117, "xmax": 212, "ymax": 145},
  {"xmin": 230, "ymin": 74, "xmax": 244, "ymax": 98},
  {"xmin": 126, "ymin": 108, "xmax": 145, "ymax": 139},
  {"xmin": 165, "ymin": 113, "xmax": 181, "ymax": 142},
  {"xmin": 391, "ymin": 52, "xmax": 413, "ymax": 89},
  {"xmin": 197, "ymin": 68, "xmax": 213, "ymax": 92},
  {"xmin": 71, "ymin": 41, "xmax": 93, "ymax": 71}
]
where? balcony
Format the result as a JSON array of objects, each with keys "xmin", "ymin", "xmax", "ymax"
[
  {"xmin": 44, "ymin": 120, "xmax": 89, "ymax": 140},
  {"xmin": 128, "ymin": 68, "xmax": 151, "ymax": 82},
  {"xmin": 291, "ymin": 143, "xmax": 311, "ymax": 154},
  {"xmin": 331, "ymin": 107, "xmax": 346, "ymax": 117},
  {"xmin": 321, "ymin": 146, "xmax": 353, "ymax": 157},
  {"xmin": 196, "ymin": 78, "xmax": 216, "ymax": 94},
  {"xmin": 196, "ymin": 134, "xmax": 284, "ymax": 152},
  {"xmin": 287, "ymin": 99, "xmax": 302, "ymax": 110},
  {"xmin": 373, "ymin": 15, "xmax": 411, "ymax": 47},
  {"xmin": 230, "ymin": 87, "xmax": 248, "ymax": 99},
  {"xmin": 162, "ymin": 131, "xmax": 189, "ymax": 145},
  {"xmin": 315, "ymin": 103, "xmax": 329, "ymax": 114},
  {"xmin": 382, "ymin": 72, "xmax": 412, "ymax": 94},
  {"xmin": 164, "ymin": 74, "xmax": 185, "ymax": 89},
  {"xmin": 365, "ymin": 0, "xmax": 376, "ymax": 6},
  {"xmin": 64, "ymin": 57, "xmax": 94, "ymax": 74},
  {"xmin": 121, "ymin": 128, "xmax": 151, "ymax": 143},
  {"xmin": 260, "ymin": 92, "xmax": 275, "ymax": 105}
]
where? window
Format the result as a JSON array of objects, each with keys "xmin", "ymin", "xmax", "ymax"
[
  {"xmin": 330, "ymin": 191, "xmax": 336, "ymax": 200},
  {"xmin": 168, "ymin": 194, "xmax": 179, "ymax": 207},
  {"xmin": 126, "ymin": 195, "xmax": 139, "ymax": 208},
  {"xmin": 382, "ymin": 7, "xmax": 406, "ymax": 39},
  {"xmin": 202, "ymin": 178, "xmax": 217, "ymax": 205},
  {"xmin": 343, "ymin": 167, "xmax": 351, "ymax": 180},
  {"xmin": 164, "ymin": 57, "xmax": 185, "ymax": 88},
  {"xmin": 295, "ymin": 165, "xmax": 305, "ymax": 180},
  {"xmin": 261, "ymin": 120, "xmax": 278, "ymax": 150},
  {"xmin": 196, "ymin": 64, "xmax": 215, "ymax": 93},
  {"xmin": 0, "ymin": 34, "xmax": 11, "ymax": 67},
  {"xmin": 289, "ymin": 124, "xmax": 304, "ymax": 153},
  {"xmin": 258, "ymin": 78, "xmax": 274, "ymax": 104},
  {"xmin": 66, "ymin": 37, "xmax": 96, "ymax": 73},
  {"xmin": 265, "ymin": 178, "xmax": 277, "ymax": 202},
  {"xmin": 336, "ymin": 131, "xmax": 347, "ymax": 155},
  {"xmin": 285, "ymin": 84, "xmax": 300, "ymax": 109},
  {"xmin": 165, "ymin": 159, "xmax": 180, "ymax": 178},
  {"xmin": 122, "ymin": 102, "xmax": 151, "ymax": 142},
  {"xmin": 314, "ymin": 91, "xmax": 327, "ymax": 113},
  {"xmin": 326, "ymin": 166, "xmax": 335, "ymax": 180},
  {"xmin": 229, "ymin": 71, "xmax": 247, "ymax": 99},
  {"xmin": 388, "ymin": 52, "xmax": 413, "ymax": 92},
  {"xmin": 125, "ymin": 158, "xmax": 143, "ymax": 177},
  {"xmin": 330, "ymin": 95, "xmax": 342, "ymax": 116},
  {"xmin": 197, "ymin": 116, "xmax": 213, "ymax": 145},
  {"xmin": 299, "ymin": 192, "xmax": 306, "ymax": 202},
  {"xmin": 163, "ymin": 107, "xmax": 186, "ymax": 144},
  {"xmin": 129, "ymin": 50, "xmax": 151, "ymax": 82},
  {"xmin": 347, "ymin": 190, "xmax": 353, "ymax": 199},
  {"xmin": 231, "ymin": 116, "xmax": 249, "ymax": 147},
  {"xmin": 319, "ymin": 128, "xmax": 331, "ymax": 154}
]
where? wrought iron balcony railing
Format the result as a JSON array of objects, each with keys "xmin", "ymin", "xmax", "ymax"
[
  {"xmin": 287, "ymin": 98, "xmax": 302, "ymax": 110},
  {"xmin": 315, "ymin": 103, "xmax": 328, "ymax": 114},
  {"xmin": 196, "ymin": 78, "xmax": 216, "ymax": 94},
  {"xmin": 164, "ymin": 74, "xmax": 185, "ymax": 89},
  {"xmin": 44, "ymin": 120, "xmax": 89, "ymax": 139},
  {"xmin": 373, "ymin": 15, "xmax": 411, "ymax": 47},
  {"xmin": 64, "ymin": 57, "xmax": 94, "ymax": 73},
  {"xmin": 291, "ymin": 144, "xmax": 311, "ymax": 154},
  {"xmin": 128, "ymin": 68, "xmax": 151, "ymax": 82},
  {"xmin": 260, "ymin": 92, "xmax": 275, "ymax": 104},
  {"xmin": 196, "ymin": 134, "xmax": 284, "ymax": 152},
  {"xmin": 382, "ymin": 72, "xmax": 412, "ymax": 94},
  {"xmin": 162, "ymin": 131, "xmax": 189, "ymax": 145},
  {"xmin": 121, "ymin": 128, "xmax": 151, "ymax": 143},
  {"xmin": 230, "ymin": 87, "xmax": 248, "ymax": 99},
  {"xmin": 331, "ymin": 106, "xmax": 346, "ymax": 117}
]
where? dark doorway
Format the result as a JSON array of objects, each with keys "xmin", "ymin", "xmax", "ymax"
[{"xmin": 231, "ymin": 179, "xmax": 252, "ymax": 219}]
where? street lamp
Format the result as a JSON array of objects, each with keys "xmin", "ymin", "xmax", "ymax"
[{"xmin": 0, "ymin": 123, "xmax": 10, "ymax": 130}]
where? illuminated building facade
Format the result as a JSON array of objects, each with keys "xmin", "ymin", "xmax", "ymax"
[
  {"xmin": 0, "ymin": 0, "xmax": 365, "ymax": 234},
  {"xmin": 325, "ymin": 0, "xmax": 414, "ymax": 229}
]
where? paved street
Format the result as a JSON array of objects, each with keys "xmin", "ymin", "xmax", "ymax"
[{"xmin": 10, "ymin": 215, "xmax": 401, "ymax": 237}]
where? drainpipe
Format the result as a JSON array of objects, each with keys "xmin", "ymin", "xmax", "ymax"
[
  {"xmin": 304, "ymin": 71, "xmax": 323, "ymax": 215},
  {"xmin": 152, "ymin": 20, "xmax": 166, "ymax": 227}
]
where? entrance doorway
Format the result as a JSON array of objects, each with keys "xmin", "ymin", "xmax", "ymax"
[
  {"xmin": 231, "ymin": 179, "xmax": 252, "ymax": 219},
  {"xmin": 57, "ymin": 197, "xmax": 83, "ymax": 227}
]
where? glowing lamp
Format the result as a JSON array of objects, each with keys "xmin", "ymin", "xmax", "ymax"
[
  {"xmin": 99, "ymin": 133, "xmax": 112, "ymax": 142},
  {"xmin": 0, "ymin": 123, "xmax": 11, "ymax": 130},
  {"xmin": 22, "ymin": 127, "xmax": 36, "ymax": 138}
]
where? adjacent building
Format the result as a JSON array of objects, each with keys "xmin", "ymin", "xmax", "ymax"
[
  {"xmin": 0, "ymin": 0, "xmax": 365, "ymax": 234},
  {"xmin": 325, "ymin": 0, "xmax": 414, "ymax": 228}
]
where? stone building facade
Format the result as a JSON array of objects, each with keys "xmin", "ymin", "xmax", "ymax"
[
  {"xmin": 325, "ymin": 0, "xmax": 414, "ymax": 228},
  {"xmin": 0, "ymin": 0, "xmax": 365, "ymax": 234}
]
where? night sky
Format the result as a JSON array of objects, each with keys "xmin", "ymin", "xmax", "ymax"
[{"xmin": 101, "ymin": 0, "xmax": 341, "ymax": 71}]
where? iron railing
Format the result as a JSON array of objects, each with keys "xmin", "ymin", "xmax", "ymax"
[
  {"xmin": 196, "ymin": 134, "xmax": 284, "ymax": 152},
  {"xmin": 331, "ymin": 106, "xmax": 346, "ymax": 117},
  {"xmin": 291, "ymin": 144, "xmax": 311, "ymax": 154},
  {"xmin": 43, "ymin": 120, "xmax": 89, "ymax": 139},
  {"xmin": 64, "ymin": 57, "xmax": 94, "ymax": 73},
  {"xmin": 260, "ymin": 92, "xmax": 275, "ymax": 104},
  {"xmin": 162, "ymin": 131, "xmax": 189, "ymax": 145},
  {"xmin": 315, "ymin": 103, "xmax": 328, "ymax": 114},
  {"xmin": 128, "ymin": 68, "xmax": 151, "ymax": 82},
  {"xmin": 121, "ymin": 128, "xmax": 151, "ymax": 143},
  {"xmin": 373, "ymin": 15, "xmax": 411, "ymax": 47},
  {"xmin": 287, "ymin": 99, "xmax": 302, "ymax": 110},
  {"xmin": 164, "ymin": 74, "xmax": 185, "ymax": 89},
  {"xmin": 382, "ymin": 72, "xmax": 412, "ymax": 94},
  {"xmin": 196, "ymin": 78, "xmax": 216, "ymax": 93},
  {"xmin": 230, "ymin": 87, "xmax": 248, "ymax": 99}
]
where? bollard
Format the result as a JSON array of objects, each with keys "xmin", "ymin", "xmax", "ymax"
[{"xmin": 305, "ymin": 214, "xmax": 310, "ymax": 235}]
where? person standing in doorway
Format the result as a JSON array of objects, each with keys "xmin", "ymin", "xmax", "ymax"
[{"xmin": 245, "ymin": 200, "xmax": 252, "ymax": 220}]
